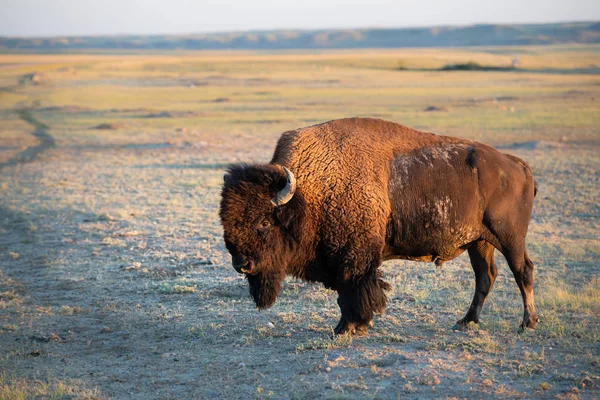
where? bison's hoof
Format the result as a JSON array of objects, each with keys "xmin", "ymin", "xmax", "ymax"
[
  {"xmin": 452, "ymin": 320, "xmax": 475, "ymax": 332},
  {"xmin": 519, "ymin": 313, "xmax": 539, "ymax": 333},
  {"xmin": 334, "ymin": 318, "xmax": 370, "ymax": 336}
]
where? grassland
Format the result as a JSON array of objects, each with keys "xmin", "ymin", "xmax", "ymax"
[{"xmin": 0, "ymin": 46, "xmax": 599, "ymax": 399}]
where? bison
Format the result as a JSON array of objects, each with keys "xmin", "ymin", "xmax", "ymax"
[{"xmin": 220, "ymin": 117, "xmax": 539, "ymax": 335}]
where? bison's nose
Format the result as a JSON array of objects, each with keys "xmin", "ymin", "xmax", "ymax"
[
  {"xmin": 232, "ymin": 254, "xmax": 246, "ymax": 273},
  {"xmin": 232, "ymin": 263, "xmax": 245, "ymax": 274},
  {"xmin": 232, "ymin": 260, "xmax": 256, "ymax": 275},
  {"xmin": 232, "ymin": 255, "xmax": 255, "ymax": 274}
]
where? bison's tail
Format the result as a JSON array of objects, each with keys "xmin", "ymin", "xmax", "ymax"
[{"xmin": 534, "ymin": 180, "xmax": 538, "ymax": 197}]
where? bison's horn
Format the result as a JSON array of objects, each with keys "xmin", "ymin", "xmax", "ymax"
[{"xmin": 271, "ymin": 166, "xmax": 296, "ymax": 206}]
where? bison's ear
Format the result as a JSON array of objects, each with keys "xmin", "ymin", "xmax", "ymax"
[{"xmin": 275, "ymin": 189, "xmax": 305, "ymax": 243}]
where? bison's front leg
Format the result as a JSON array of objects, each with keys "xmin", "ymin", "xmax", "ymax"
[
  {"xmin": 334, "ymin": 315, "xmax": 372, "ymax": 336},
  {"xmin": 335, "ymin": 269, "xmax": 389, "ymax": 336}
]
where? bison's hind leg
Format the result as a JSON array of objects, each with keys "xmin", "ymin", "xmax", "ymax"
[
  {"xmin": 489, "ymin": 237, "xmax": 538, "ymax": 332},
  {"xmin": 453, "ymin": 240, "xmax": 497, "ymax": 331},
  {"xmin": 510, "ymin": 248, "xmax": 539, "ymax": 331}
]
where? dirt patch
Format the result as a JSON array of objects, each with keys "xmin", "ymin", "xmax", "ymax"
[
  {"xmin": 142, "ymin": 111, "xmax": 203, "ymax": 118},
  {"xmin": 424, "ymin": 105, "xmax": 450, "ymax": 112},
  {"xmin": 19, "ymin": 72, "xmax": 47, "ymax": 86},
  {"xmin": 38, "ymin": 105, "xmax": 92, "ymax": 113},
  {"xmin": 498, "ymin": 140, "xmax": 565, "ymax": 150},
  {"xmin": 564, "ymin": 90, "xmax": 588, "ymax": 96},
  {"xmin": 495, "ymin": 96, "xmax": 519, "ymax": 101},
  {"xmin": 498, "ymin": 139, "xmax": 600, "ymax": 150},
  {"xmin": 91, "ymin": 122, "xmax": 127, "ymax": 130},
  {"xmin": 440, "ymin": 62, "xmax": 515, "ymax": 71},
  {"xmin": 108, "ymin": 108, "xmax": 153, "ymax": 113}
]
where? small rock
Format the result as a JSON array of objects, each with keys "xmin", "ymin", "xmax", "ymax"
[
  {"xmin": 266, "ymin": 322, "xmax": 275, "ymax": 328},
  {"xmin": 124, "ymin": 262, "xmax": 141, "ymax": 271},
  {"xmin": 100, "ymin": 326, "xmax": 111, "ymax": 333},
  {"xmin": 98, "ymin": 213, "xmax": 114, "ymax": 221},
  {"xmin": 31, "ymin": 73, "xmax": 45, "ymax": 83},
  {"xmin": 580, "ymin": 376, "xmax": 594, "ymax": 388},
  {"xmin": 22, "ymin": 72, "xmax": 46, "ymax": 85},
  {"xmin": 30, "ymin": 349, "xmax": 41, "ymax": 357},
  {"xmin": 48, "ymin": 333, "xmax": 60, "ymax": 342}
]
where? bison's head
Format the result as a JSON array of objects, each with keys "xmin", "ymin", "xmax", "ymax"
[{"xmin": 219, "ymin": 164, "xmax": 306, "ymax": 309}]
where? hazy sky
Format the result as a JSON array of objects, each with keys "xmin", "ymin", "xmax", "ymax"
[{"xmin": 2, "ymin": 0, "xmax": 599, "ymax": 37}]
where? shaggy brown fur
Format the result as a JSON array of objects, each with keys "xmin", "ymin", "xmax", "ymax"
[{"xmin": 220, "ymin": 117, "xmax": 538, "ymax": 335}]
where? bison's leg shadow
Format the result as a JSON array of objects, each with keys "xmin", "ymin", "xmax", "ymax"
[
  {"xmin": 335, "ymin": 268, "xmax": 390, "ymax": 336},
  {"xmin": 453, "ymin": 240, "xmax": 497, "ymax": 331}
]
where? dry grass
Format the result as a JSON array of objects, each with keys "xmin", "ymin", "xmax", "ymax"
[
  {"xmin": 0, "ymin": 46, "xmax": 598, "ymax": 399},
  {"xmin": 538, "ymin": 277, "xmax": 600, "ymax": 313},
  {"xmin": 296, "ymin": 333, "xmax": 354, "ymax": 353},
  {"xmin": 0, "ymin": 373, "xmax": 104, "ymax": 400}
]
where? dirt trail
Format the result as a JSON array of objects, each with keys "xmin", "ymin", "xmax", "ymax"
[{"xmin": 0, "ymin": 109, "xmax": 55, "ymax": 171}]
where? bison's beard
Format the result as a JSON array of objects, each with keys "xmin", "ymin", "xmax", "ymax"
[{"xmin": 247, "ymin": 268, "xmax": 286, "ymax": 310}]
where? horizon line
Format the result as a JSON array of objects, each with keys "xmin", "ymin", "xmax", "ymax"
[{"xmin": 1, "ymin": 19, "xmax": 597, "ymax": 40}]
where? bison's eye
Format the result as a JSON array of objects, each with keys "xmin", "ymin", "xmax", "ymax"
[{"xmin": 257, "ymin": 220, "xmax": 272, "ymax": 231}]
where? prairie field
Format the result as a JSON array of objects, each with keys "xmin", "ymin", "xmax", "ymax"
[{"xmin": 0, "ymin": 46, "xmax": 599, "ymax": 399}]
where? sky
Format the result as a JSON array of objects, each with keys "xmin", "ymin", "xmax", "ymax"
[{"xmin": 1, "ymin": 0, "xmax": 599, "ymax": 37}]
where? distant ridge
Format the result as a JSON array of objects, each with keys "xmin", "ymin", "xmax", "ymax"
[{"xmin": 1, "ymin": 22, "xmax": 599, "ymax": 51}]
